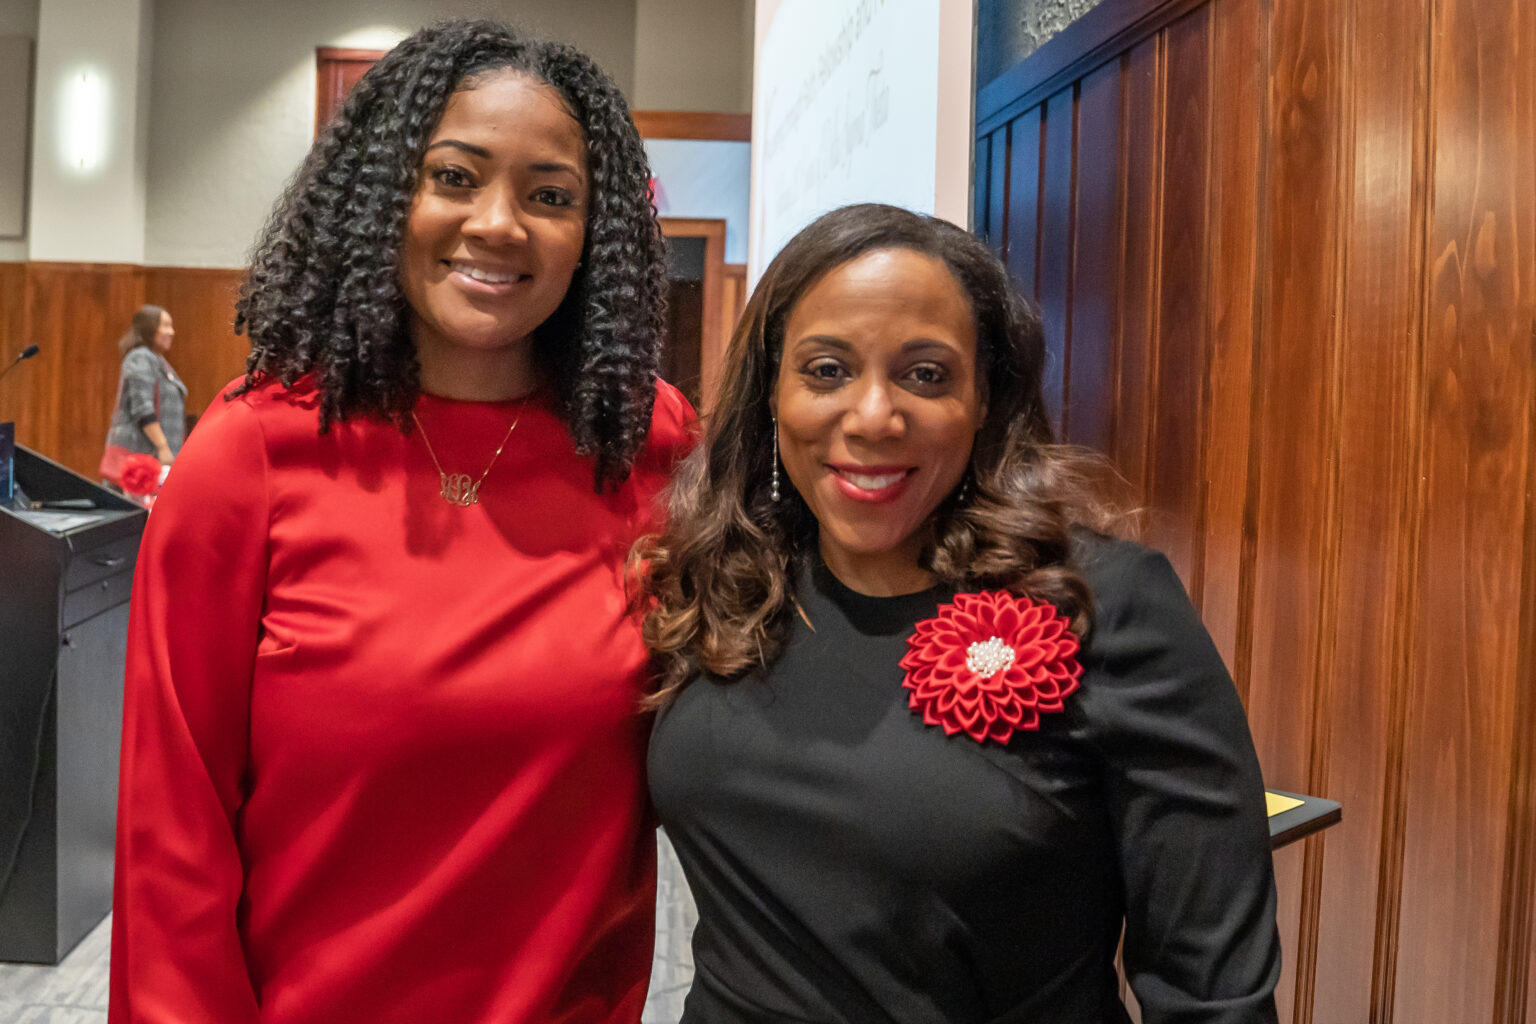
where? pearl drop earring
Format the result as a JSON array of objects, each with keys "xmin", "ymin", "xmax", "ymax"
[{"xmin": 770, "ymin": 419, "xmax": 781, "ymax": 502}]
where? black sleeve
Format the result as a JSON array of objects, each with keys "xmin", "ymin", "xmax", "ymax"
[{"xmin": 1076, "ymin": 541, "xmax": 1281, "ymax": 1024}]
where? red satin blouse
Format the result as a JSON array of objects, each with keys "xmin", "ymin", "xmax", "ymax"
[{"xmin": 110, "ymin": 376, "xmax": 693, "ymax": 1023}]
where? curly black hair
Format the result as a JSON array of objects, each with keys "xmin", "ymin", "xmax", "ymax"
[{"xmin": 234, "ymin": 19, "xmax": 666, "ymax": 490}]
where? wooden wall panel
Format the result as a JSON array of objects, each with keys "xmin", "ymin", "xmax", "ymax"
[
  {"xmin": 23, "ymin": 264, "xmax": 146, "ymax": 478},
  {"xmin": 1111, "ymin": 38, "xmax": 1162, "ymax": 504},
  {"xmin": 1243, "ymin": 0, "xmax": 1345, "ymax": 1014},
  {"xmin": 140, "ymin": 267, "xmax": 251, "ymax": 423},
  {"xmin": 1144, "ymin": 7, "xmax": 1212, "ymax": 591},
  {"xmin": 1038, "ymin": 88, "xmax": 1075, "ymax": 432},
  {"xmin": 1005, "ymin": 110, "xmax": 1041, "ymax": 297},
  {"xmin": 988, "ymin": 125, "xmax": 1010, "ymax": 261},
  {"xmin": 1196, "ymin": 0, "xmax": 1261, "ymax": 682},
  {"xmin": 975, "ymin": 0, "xmax": 1536, "ymax": 1021},
  {"xmin": 0, "ymin": 265, "xmax": 251, "ymax": 479},
  {"xmin": 1063, "ymin": 63, "xmax": 1122, "ymax": 457},
  {"xmin": 974, "ymin": 133, "xmax": 992, "ymax": 243},
  {"xmin": 1394, "ymin": 0, "xmax": 1536, "ymax": 1017},
  {"xmin": 0, "ymin": 262, "xmax": 26, "ymax": 425},
  {"xmin": 1527, "ymin": 893, "xmax": 1536, "ymax": 1024},
  {"xmin": 1309, "ymin": 0, "xmax": 1427, "ymax": 1017},
  {"xmin": 1507, "ymin": 513, "xmax": 1536, "ymax": 1021}
]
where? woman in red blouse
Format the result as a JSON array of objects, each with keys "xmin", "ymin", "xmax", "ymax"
[{"xmin": 110, "ymin": 21, "xmax": 690, "ymax": 1024}]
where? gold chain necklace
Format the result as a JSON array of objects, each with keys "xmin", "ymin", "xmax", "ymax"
[{"xmin": 410, "ymin": 407, "xmax": 522, "ymax": 507}]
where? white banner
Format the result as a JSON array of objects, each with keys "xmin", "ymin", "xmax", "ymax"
[{"xmin": 751, "ymin": 0, "xmax": 944, "ymax": 276}]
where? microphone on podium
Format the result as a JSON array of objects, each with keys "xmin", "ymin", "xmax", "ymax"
[{"xmin": 0, "ymin": 344, "xmax": 39, "ymax": 386}]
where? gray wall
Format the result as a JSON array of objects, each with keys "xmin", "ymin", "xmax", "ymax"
[
  {"xmin": 0, "ymin": 0, "xmax": 39, "ymax": 260},
  {"xmin": 11, "ymin": 0, "xmax": 751, "ymax": 267},
  {"xmin": 144, "ymin": 0, "xmax": 640, "ymax": 267},
  {"xmin": 0, "ymin": 0, "xmax": 39, "ymax": 34},
  {"xmin": 633, "ymin": 0, "xmax": 752, "ymax": 112}
]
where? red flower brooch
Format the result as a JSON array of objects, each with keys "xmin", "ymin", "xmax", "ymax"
[{"xmin": 899, "ymin": 591, "xmax": 1083, "ymax": 745}]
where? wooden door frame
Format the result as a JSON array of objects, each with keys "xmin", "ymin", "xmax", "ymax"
[
  {"xmin": 315, "ymin": 47, "xmax": 387, "ymax": 136},
  {"xmin": 658, "ymin": 217, "xmax": 727, "ymax": 414}
]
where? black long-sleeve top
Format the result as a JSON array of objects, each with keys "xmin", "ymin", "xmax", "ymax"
[{"xmin": 649, "ymin": 535, "xmax": 1281, "ymax": 1023}]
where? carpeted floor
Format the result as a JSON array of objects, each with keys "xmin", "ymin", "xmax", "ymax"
[{"xmin": 0, "ymin": 911, "xmax": 109, "ymax": 1024}]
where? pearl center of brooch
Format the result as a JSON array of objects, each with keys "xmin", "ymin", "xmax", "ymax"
[{"xmin": 965, "ymin": 636, "xmax": 1017, "ymax": 678}]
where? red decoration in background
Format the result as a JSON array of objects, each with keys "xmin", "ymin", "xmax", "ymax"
[
  {"xmin": 119, "ymin": 453, "xmax": 162, "ymax": 498},
  {"xmin": 899, "ymin": 591, "xmax": 1083, "ymax": 745}
]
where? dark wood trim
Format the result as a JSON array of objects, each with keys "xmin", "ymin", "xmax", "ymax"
[
  {"xmin": 315, "ymin": 47, "xmax": 388, "ymax": 62},
  {"xmin": 21, "ymin": 261, "xmax": 142, "ymax": 274},
  {"xmin": 632, "ymin": 110, "xmax": 751, "ymax": 142},
  {"xmin": 142, "ymin": 265, "xmax": 247, "ymax": 279},
  {"xmin": 658, "ymin": 218, "xmax": 727, "ymax": 412},
  {"xmin": 976, "ymin": 0, "xmax": 1207, "ymax": 135}
]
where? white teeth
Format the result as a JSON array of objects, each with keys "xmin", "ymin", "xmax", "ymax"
[
  {"xmin": 842, "ymin": 471, "xmax": 906, "ymax": 490},
  {"xmin": 452, "ymin": 262, "xmax": 522, "ymax": 284}
]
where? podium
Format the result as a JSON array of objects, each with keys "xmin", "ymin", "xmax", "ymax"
[{"xmin": 0, "ymin": 445, "xmax": 146, "ymax": 963}]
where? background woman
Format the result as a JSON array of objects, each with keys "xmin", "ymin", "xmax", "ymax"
[
  {"xmin": 101, "ymin": 304, "xmax": 186, "ymax": 483},
  {"xmin": 642, "ymin": 204, "xmax": 1280, "ymax": 1023},
  {"xmin": 111, "ymin": 21, "xmax": 690, "ymax": 1024}
]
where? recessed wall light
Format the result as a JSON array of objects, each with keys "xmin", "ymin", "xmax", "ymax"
[{"xmin": 60, "ymin": 68, "xmax": 109, "ymax": 176}]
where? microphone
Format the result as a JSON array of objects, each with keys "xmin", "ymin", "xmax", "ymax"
[{"xmin": 0, "ymin": 344, "xmax": 39, "ymax": 386}]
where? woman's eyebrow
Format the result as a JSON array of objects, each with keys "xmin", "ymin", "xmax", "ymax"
[
  {"xmin": 528, "ymin": 160, "xmax": 585, "ymax": 179},
  {"xmin": 424, "ymin": 139, "xmax": 491, "ymax": 158},
  {"xmin": 789, "ymin": 334, "xmax": 854, "ymax": 352}
]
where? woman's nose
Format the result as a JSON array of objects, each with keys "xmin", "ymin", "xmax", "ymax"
[
  {"xmin": 464, "ymin": 187, "xmax": 528, "ymax": 245},
  {"xmin": 843, "ymin": 379, "xmax": 904, "ymax": 439}
]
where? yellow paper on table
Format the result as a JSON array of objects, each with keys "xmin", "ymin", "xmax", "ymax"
[{"xmin": 1265, "ymin": 791, "xmax": 1304, "ymax": 817}]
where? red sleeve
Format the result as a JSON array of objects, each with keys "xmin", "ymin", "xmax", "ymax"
[
  {"xmin": 649, "ymin": 378, "xmax": 699, "ymax": 470},
  {"xmin": 110, "ymin": 392, "xmax": 269, "ymax": 1023}
]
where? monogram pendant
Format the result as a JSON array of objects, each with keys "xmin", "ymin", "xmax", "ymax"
[{"xmin": 438, "ymin": 471, "xmax": 480, "ymax": 506}]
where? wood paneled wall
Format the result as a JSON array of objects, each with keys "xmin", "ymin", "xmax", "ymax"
[
  {"xmin": 0, "ymin": 263, "xmax": 250, "ymax": 478},
  {"xmin": 975, "ymin": 0, "xmax": 1536, "ymax": 1021},
  {"xmin": 0, "ymin": 256, "xmax": 746, "ymax": 476}
]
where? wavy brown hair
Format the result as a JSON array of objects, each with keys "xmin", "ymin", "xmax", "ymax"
[
  {"xmin": 118, "ymin": 305, "xmax": 167, "ymax": 357},
  {"xmin": 639, "ymin": 203, "xmax": 1124, "ymax": 702}
]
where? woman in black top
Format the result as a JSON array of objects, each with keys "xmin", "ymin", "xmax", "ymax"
[{"xmin": 640, "ymin": 204, "xmax": 1281, "ymax": 1023}]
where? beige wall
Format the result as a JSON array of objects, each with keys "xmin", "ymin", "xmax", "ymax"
[
  {"xmin": 17, "ymin": 0, "xmax": 752, "ymax": 268},
  {"xmin": 144, "ymin": 0, "xmax": 641, "ymax": 268},
  {"xmin": 633, "ymin": 0, "xmax": 752, "ymax": 112},
  {"xmin": 28, "ymin": 0, "xmax": 154, "ymax": 262}
]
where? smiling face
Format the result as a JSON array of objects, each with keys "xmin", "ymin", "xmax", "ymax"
[
  {"xmin": 773, "ymin": 247, "xmax": 986, "ymax": 595},
  {"xmin": 153, "ymin": 311, "xmax": 174, "ymax": 354},
  {"xmin": 398, "ymin": 70, "xmax": 589, "ymax": 399}
]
